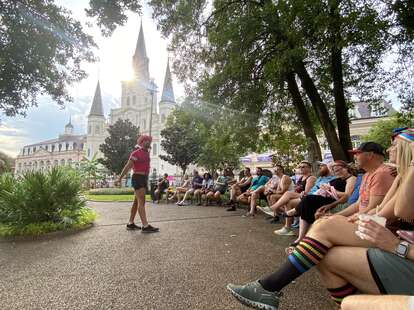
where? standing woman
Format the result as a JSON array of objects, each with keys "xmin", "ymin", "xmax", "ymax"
[{"xmin": 117, "ymin": 135, "xmax": 159, "ymax": 233}]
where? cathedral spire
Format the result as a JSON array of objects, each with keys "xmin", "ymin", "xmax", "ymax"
[
  {"xmin": 132, "ymin": 21, "xmax": 150, "ymax": 82},
  {"xmin": 89, "ymin": 81, "xmax": 104, "ymax": 117},
  {"xmin": 161, "ymin": 59, "xmax": 175, "ymax": 103}
]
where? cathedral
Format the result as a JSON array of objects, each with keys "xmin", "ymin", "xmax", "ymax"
[
  {"xmin": 85, "ymin": 22, "xmax": 179, "ymax": 176},
  {"xmin": 15, "ymin": 23, "xmax": 179, "ymax": 177}
]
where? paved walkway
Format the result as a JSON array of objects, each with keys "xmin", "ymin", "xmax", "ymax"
[{"xmin": 0, "ymin": 202, "xmax": 334, "ymax": 310}]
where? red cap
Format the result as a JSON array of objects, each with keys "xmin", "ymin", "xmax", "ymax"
[{"xmin": 136, "ymin": 135, "xmax": 152, "ymax": 148}]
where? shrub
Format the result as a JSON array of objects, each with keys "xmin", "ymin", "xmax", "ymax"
[
  {"xmin": 0, "ymin": 167, "xmax": 91, "ymax": 231},
  {"xmin": 88, "ymin": 187, "xmax": 135, "ymax": 195}
]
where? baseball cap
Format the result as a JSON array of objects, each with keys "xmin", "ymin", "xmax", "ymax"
[
  {"xmin": 332, "ymin": 160, "xmax": 348, "ymax": 167},
  {"xmin": 348, "ymin": 142, "xmax": 385, "ymax": 156}
]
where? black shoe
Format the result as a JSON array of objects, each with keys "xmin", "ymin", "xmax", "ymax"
[
  {"xmin": 141, "ymin": 225, "xmax": 160, "ymax": 233},
  {"xmin": 227, "ymin": 205, "xmax": 236, "ymax": 211},
  {"xmin": 225, "ymin": 200, "xmax": 234, "ymax": 206},
  {"xmin": 269, "ymin": 216, "xmax": 280, "ymax": 224},
  {"xmin": 126, "ymin": 223, "xmax": 141, "ymax": 230}
]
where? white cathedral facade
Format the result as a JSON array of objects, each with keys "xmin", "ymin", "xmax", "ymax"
[
  {"xmin": 85, "ymin": 23, "xmax": 179, "ymax": 177},
  {"xmin": 15, "ymin": 23, "xmax": 179, "ymax": 177}
]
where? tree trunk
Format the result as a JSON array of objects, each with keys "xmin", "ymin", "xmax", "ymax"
[
  {"xmin": 285, "ymin": 72, "xmax": 322, "ymax": 162},
  {"xmin": 294, "ymin": 61, "xmax": 347, "ymax": 160},
  {"xmin": 330, "ymin": 2, "xmax": 352, "ymax": 160}
]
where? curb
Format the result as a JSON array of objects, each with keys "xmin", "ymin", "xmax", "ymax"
[{"xmin": 0, "ymin": 223, "xmax": 94, "ymax": 243}]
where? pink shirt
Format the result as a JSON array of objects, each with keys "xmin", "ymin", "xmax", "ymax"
[
  {"xmin": 129, "ymin": 148, "xmax": 150, "ymax": 175},
  {"xmin": 358, "ymin": 164, "xmax": 395, "ymax": 211}
]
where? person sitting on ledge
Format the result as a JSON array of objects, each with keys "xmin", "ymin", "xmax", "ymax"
[{"xmin": 226, "ymin": 134, "xmax": 414, "ymax": 310}]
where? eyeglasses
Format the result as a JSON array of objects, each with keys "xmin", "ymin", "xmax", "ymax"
[{"xmin": 299, "ymin": 165, "xmax": 309, "ymax": 169}]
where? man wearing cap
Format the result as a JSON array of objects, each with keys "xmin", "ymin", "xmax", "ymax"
[
  {"xmin": 336, "ymin": 142, "xmax": 395, "ymax": 219},
  {"xmin": 117, "ymin": 135, "xmax": 159, "ymax": 233}
]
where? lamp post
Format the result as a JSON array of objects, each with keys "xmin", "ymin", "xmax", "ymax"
[{"xmin": 147, "ymin": 79, "xmax": 158, "ymax": 137}]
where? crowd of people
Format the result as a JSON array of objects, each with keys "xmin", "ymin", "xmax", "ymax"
[{"xmin": 118, "ymin": 127, "xmax": 414, "ymax": 309}]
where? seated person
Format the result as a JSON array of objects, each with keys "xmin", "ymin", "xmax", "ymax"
[
  {"xmin": 194, "ymin": 173, "xmax": 214, "ymax": 206},
  {"xmin": 177, "ymin": 170, "xmax": 203, "ymax": 206},
  {"xmin": 206, "ymin": 169, "xmax": 232, "ymax": 205},
  {"xmin": 226, "ymin": 167, "xmax": 253, "ymax": 211},
  {"xmin": 168, "ymin": 174, "xmax": 190, "ymax": 202},
  {"xmin": 226, "ymin": 134, "xmax": 413, "ymax": 310},
  {"xmin": 154, "ymin": 173, "xmax": 169, "ymax": 203},
  {"xmin": 287, "ymin": 160, "xmax": 356, "ymax": 246},
  {"xmin": 263, "ymin": 164, "xmax": 294, "ymax": 209},
  {"xmin": 236, "ymin": 167, "xmax": 270, "ymax": 217},
  {"xmin": 270, "ymin": 160, "xmax": 319, "ymax": 235}
]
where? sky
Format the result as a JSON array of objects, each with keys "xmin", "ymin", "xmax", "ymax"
[{"xmin": 0, "ymin": 1, "xmax": 184, "ymax": 157}]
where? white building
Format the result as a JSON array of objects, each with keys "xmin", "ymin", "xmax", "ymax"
[
  {"xmin": 15, "ymin": 119, "xmax": 86, "ymax": 175},
  {"xmin": 85, "ymin": 22, "xmax": 179, "ymax": 176}
]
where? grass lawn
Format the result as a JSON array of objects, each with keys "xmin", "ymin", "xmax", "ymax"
[{"xmin": 85, "ymin": 194, "xmax": 151, "ymax": 202}]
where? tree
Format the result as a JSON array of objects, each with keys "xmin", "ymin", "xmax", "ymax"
[
  {"xmin": 0, "ymin": 151, "xmax": 14, "ymax": 174},
  {"xmin": 99, "ymin": 119, "xmax": 139, "ymax": 174},
  {"xmin": 0, "ymin": 0, "xmax": 142, "ymax": 117},
  {"xmin": 79, "ymin": 153, "xmax": 104, "ymax": 189},
  {"xmin": 149, "ymin": 0, "xmax": 413, "ymax": 161},
  {"xmin": 363, "ymin": 115, "xmax": 408, "ymax": 149},
  {"xmin": 159, "ymin": 107, "xmax": 202, "ymax": 175}
]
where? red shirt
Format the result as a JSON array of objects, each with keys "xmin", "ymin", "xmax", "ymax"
[{"xmin": 129, "ymin": 148, "xmax": 150, "ymax": 175}]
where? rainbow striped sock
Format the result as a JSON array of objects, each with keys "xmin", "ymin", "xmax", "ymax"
[
  {"xmin": 328, "ymin": 283, "xmax": 357, "ymax": 305},
  {"xmin": 288, "ymin": 237, "xmax": 329, "ymax": 273}
]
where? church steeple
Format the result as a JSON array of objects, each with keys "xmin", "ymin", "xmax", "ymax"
[
  {"xmin": 161, "ymin": 59, "xmax": 175, "ymax": 103},
  {"xmin": 64, "ymin": 116, "xmax": 74, "ymax": 135},
  {"xmin": 89, "ymin": 81, "xmax": 104, "ymax": 117},
  {"xmin": 132, "ymin": 21, "xmax": 150, "ymax": 82}
]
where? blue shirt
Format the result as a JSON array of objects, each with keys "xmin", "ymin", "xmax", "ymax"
[
  {"xmin": 308, "ymin": 175, "xmax": 336, "ymax": 195},
  {"xmin": 250, "ymin": 175, "xmax": 270, "ymax": 191},
  {"xmin": 348, "ymin": 174, "xmax": 363, "ymax": 204}
]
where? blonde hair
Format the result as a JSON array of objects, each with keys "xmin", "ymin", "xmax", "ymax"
[{"xmin": 396, "ymin": 138, "xmax": 413, "ymax": 179}]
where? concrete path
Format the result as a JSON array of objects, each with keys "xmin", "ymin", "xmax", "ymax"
[{"xmin": 0, "ymin": 202, "xmax": 334, "ymax": 310}]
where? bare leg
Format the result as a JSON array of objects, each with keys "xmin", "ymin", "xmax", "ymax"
[
  {"xmin": 293, "ymin": 218, "xmax": 310, "ymax": 244},
  {"xmin": 135, "ymin": 188, "xmax": 148, "ymax": 227},
  {"xmin": 283, "ymin": 198, "xmax": 300, "ymax": 229},
  {"xmin": 129, "ymin": 196, "xmax": 138, "ymax": 224},
  {"xmin": 268, "ymin": 193, "xmax": 281, "ymax": 206},
  {"xmin": 270, "ymin": 191, "xmax": 300, "ymax": 212},
  {"xmin": 317, "ymin": 246, "xmax": 380, "ymax": 294},
  {"xmin": 341, "ymin": 295, "xmax": 409, "ymax": 310}
]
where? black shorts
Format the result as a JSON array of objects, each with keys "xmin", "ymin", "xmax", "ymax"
[
  {"xmin": 131, "ymin": 174, "xmax": 148, "ymax": 190},
  {"xmin": 240, "ymin": 184, "xmax": 250, "ymax": 193}
]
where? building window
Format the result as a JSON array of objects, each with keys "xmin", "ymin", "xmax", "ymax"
[
  {"xmin": 68, "ymin": 159, "xmax": 72, "ymax": 167},
  {"xmin": 51, "ymin": 145, "xmax": 55, "ymax": 152},
  {"xmin": 95, "ymin": 125, "xmax": 100, "ymax": 135},
  {"xmin": 66, "ymin": 143, "xmax": 69, "ymax": 151},
  {"xmin": 153, "ymin": 143, "xmax": 157, "ymax": 156},
  {"xmin": 88, "ymin": 148, "xmax": 91, "ymax": 157},
  {"xmin": 80, "ymin": 143, "xmax": 84, "ymax": 150},
  {"xmin": 161, "ymin": 114, "xmax": 166, "ymax": 123},
  {"xmin": 143, "ymin": 119, "xmax": 146, "ymax": 130},
  {"xmin": 54, "ymin": 160, "xmax": 58, "ymax": 166},
  {"xmin": 45, "ymin": 145, "xmax": 48, "ymax": 151},
  {"xmin": 58, "ymin": 144, "xmax": 62, "ymax": 152},
  {"xmin": 133, "ymin": 95, "xmax": 136, "ymax": 105},
  {"xmin": 127, "ymin": 97, "xmax": 130, "ymax": 106},
  {"xmin": 88, "ymin": 125, "xmax": 92, "ymax": 134},
  {"xmin": 73, "ymin": 142, "xmax": 77, "ymax": 150},
  {"xmin": 60, "ymin": 159, "xmax": 65, "ymax": 166}
]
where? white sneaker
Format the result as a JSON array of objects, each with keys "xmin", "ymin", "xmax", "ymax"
[
  {"xmin": 257, "ymin": 206, "xmax": 274, "ymax": 217},
  {"xmin": 273, "ymin": 227, "xmax": 295, "ymax": 236}
]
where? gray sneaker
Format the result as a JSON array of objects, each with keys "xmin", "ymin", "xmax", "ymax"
[{"xmin": 227, "ymin": 280, "xmax": 281, "ymax": 310}]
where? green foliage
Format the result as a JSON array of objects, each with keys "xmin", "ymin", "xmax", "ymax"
[
  {"xmin": 0, "ymin": 151, "xmax": 14, "ymax": 174},
  {"xmin": 160, "ymin": 106, "xmax": 203, "ymax": 174},
  {"xmin": 99, "ymin": 119, "xmax": 140, "ymax": 174},
  {"xmin": 79, "ymin": 153, "xmax": 105, "ymax": 189},
  {"xmin": 0, "ymin": 207, "xmax": 96, "ymax": 237},
  {"xmin": 88, "ymin": 187, "xmax": 135, "ymax": 195},
  {"xmin": 85, "ymin": 194, "xmax": 135, "ymax": 202},
  {"xmin": 0, "ymin": 167, "xmax": 87, "ymax": 227},
  {"xmin": 362, "ymin": 115, "xmax": 408, "ymax": 149},
  {"xmin": 0, "ymin": 0, "xmax": 96, "ymax": 116}
]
